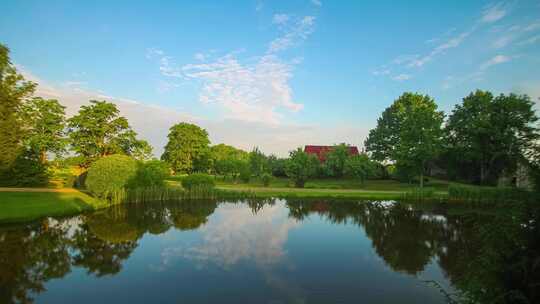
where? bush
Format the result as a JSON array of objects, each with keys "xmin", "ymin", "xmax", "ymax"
[
  {"xmin": 85, "ymin": 155, "xmax": 138, "ymax": 198},
  {"xmin": 129, "ymin": 160, "xmax": 170, "ymax": 188},
  {"xmin": 6, "ymin": 150, "xmax": 49, "ymax": 187},
  {"xmin": 181, "ymin": 173, "xmax": 215, "ymax": 190},
  {"xmin": 239, "ymin": 164, "xmax": 251, "ymax": 183},
  {"xmin": 261, "ymin": 173, "xmax": 272, "ymax": 187}
]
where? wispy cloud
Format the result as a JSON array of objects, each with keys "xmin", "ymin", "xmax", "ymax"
[
  {"xmin": 518, "ymin": 34, "xmax": 540, "ymax": 46},
  {"xmin": 408, "ymin": 30, "xmax": 473, "ymax": 68},
  {"xmin": 272, "ymin": 14, "xmax": 289, "ymax": 25},
  {"xmin": 311, "ymin": 0, "xmax": 322, "ymax": 7},
  {"xmin": 481, "ymin": 2, "xmax": 508, "ymax": 23},
  {"xmin": 392, "ymin": 74, "xmax": 411, "ymax": 81},
  {"xmin": 480, "ymin": 54, "xmax": 511, "ymax": 70},
  {"xmin": 268, "ymin": 16, "xmax": 316, "ymax": 53},
  {"xmin": 182, "ymin": 54, "xmax": 303, "ymax": 124}
]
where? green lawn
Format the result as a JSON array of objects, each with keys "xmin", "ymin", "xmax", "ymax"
[{"xmin": 0, "ymin": 190, "xmax": 107, "ymax": 223}]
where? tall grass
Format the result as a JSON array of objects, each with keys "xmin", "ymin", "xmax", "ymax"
[
  {"xmin": 448, "ymin": 184, "xmax": 537, "ymax": 204},
  {"xmin": 106, "ymin": 186, "xmax": 255, "ymax": 205},
  {"xmin": 401, "ymin": 187, "xmax": 438, "ymax": 202}
]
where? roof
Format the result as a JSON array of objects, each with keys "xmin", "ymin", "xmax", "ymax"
[{"xmin": 304, "ymin": 145, "xmax": 360, "ymax": 162}]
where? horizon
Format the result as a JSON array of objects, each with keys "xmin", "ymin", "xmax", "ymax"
[{"xmin": 1, "ymin": 0, "xmax": 539, "ymax": 157}]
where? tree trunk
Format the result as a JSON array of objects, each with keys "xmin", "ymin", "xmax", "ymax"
[
  {"xmin": 420, "ymin": 172, "xmax": 424, "ymax": 188},
  {"xmin": 39, "ymin": 150, "xmax": 47, "ymax": 165}
]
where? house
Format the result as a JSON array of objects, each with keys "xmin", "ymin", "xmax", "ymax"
[{"xmin": 304, "ymin": 145, "xmax": 360, "ymax": 162}]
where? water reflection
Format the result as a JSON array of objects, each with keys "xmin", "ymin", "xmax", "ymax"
[{"xmin": 0, "ymin": 199, "xmax": 538, "ymax": 304}]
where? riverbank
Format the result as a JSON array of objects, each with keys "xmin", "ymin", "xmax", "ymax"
[{"xmin": 0, "ymin": 188, "xmax": 107, "ymax": 224}]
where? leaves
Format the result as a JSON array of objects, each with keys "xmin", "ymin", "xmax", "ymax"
[{"xmin": 161, "ymin": 123, "xmax": 210, "ymax": 174}]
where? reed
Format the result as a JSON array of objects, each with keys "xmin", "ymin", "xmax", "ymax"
[
  {"xmin": 448, "ymin": 184, "xmax": 537, "ymax": 204},
  {"xmin": 401, "ymin": 187, "xmax": 437, "ymax": 202}
]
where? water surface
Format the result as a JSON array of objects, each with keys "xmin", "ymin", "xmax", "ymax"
[{"xmin": 1, "ymin": 199, "xmax": 538, "ymax": 304}]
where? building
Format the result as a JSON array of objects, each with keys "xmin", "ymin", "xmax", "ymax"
[{"xmin": 304, "ymin": 145, "xmax": 360, "ymax": 162}]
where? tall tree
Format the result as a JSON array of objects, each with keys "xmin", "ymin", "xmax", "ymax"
[
  {"xmin": 285, "ymin": 148, "xmax": 319, "ymax": 188},
  {"xmin": 161, "ymin": 122, "xmax": 210, "ymax": 174},
  {"xmin": 21, "ymin": 97, "xmax": 67, "ymax": 164},
  {"xmin": 67, "ymin": 100, "xmax": 149, "ymax": 168},
  {"xmin": 365, "ymin": 93, "xmax": 443, "ymax": 187},
  {"xmin": 324, "ymin": 144, "xmax": 351, "ymax": 177},
  {"xmin": 344, "ymin": 154, "xmax": 375, "ymax": 185},
  {"xmin": 248, "ymin": 147, "xmax": 268, "ymax": 177},
  {"xmin": 445, "ymin": 90, "xmax": 539, "ymax": 184},
  {"xmin": 0, "ymin": 44, "xmax": 36, "ymax": 179}
]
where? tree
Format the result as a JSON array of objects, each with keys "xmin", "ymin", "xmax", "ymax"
[
  {"xmin": 131, "ymin": 140, "xmax": 153, "ymax": 161},
  {"xmin": 323, "ymin": 144, "xmax": 350, "ymax": 177},
  {"xmin": 445, "ymin": 91, "xmax": 539, "ymax": 184},
  {"xmin": 67, "ymin": 100, "xmax": 148, "ymax": 168},
  {"xmin": 344, "ymin": 154, "xmax": 375, "ymax": 184},
  {"xmin": 161, "ymin": 122, "xmax": 210, "ymax": 174},
  {"xmin": 285, "ymin": 148, "xmax": 319, "ymax": 188},
  {"xmin": 21, "ymin": 97, "xmax": 67, "ymax": 164},
  {"xmin": 249, "ymin": 147, "xmax": 268, "ymax": 177},
  {"xmin": 0, "ymin": 44, "xmax": 36, "ymax": 181},
  {"xmin": 365, "ymin": 93, "xmax": 443, "ymax": 187},
  {"xmin": 210, "ymin": 143, "xmax": 247, "ymax": 176}
]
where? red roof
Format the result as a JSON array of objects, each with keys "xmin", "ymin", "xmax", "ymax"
[{"xmin": 304, "ymin": 145, "xmax": 360, "ymax": 162}]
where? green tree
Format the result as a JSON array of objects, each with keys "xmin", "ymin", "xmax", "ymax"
[
  {"xmin": 131, "ymin": 140, "xmax": 154, "ymax": 161},
  {"xmin": 445, "ymin": 90, "xmax": 539, "ymax": 184},
  {"xmin": 21, "ymin": 97, "xmax": 67, "ymax": 164},
  {"xmin": 249, "ymin": 147, "xmax": 268, "ymax": 177},
  {"xmin": 67, "ymin": 100, "xmax": 148, "ymax": 168},
  {"xmin": 344, "ymin": 154, "xmax": 375, "ymax": 184},
  {"xmin": 365, "ymin": 93, "xmax": 443, "ymax": 187},
  {"xmin": 161, "ymin": 122, "xmax": 210, "ymax": 174},
  {"xmin": 285, "ymin": 148, "xmax": 319, "ymax": 188},
  {"xmin": 323, "ymin": 144, "xmax": 350, "ymax": 177},
  {"xmin": 0, "ymin": 44, "xmax": 36, "ymax": 181}
]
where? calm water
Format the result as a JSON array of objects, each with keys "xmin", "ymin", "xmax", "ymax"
[{"xmin": 1, "ymin": 199, "xmax": 538, "ymax": 304}]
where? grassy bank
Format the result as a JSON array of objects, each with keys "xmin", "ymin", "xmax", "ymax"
[{"xmin": 0, "ymin": 189, "xmax": 107, "ymax": 223}]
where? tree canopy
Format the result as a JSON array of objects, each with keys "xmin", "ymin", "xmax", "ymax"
[
  {"xmin": 67, "ymin": 100, "xmax": 150, "ymax": 168},
  {"xmin": 285, "ymin": 148, "xmax": 319, "ymax": 188},
  {"xmin": 161, "ymin": 122, "xmax": 210, "ymax": 174}
]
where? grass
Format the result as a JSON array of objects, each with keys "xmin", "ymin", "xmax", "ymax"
[{"xmin": 0, "ymin": 189, "xmax": 107, "ymax": 224}]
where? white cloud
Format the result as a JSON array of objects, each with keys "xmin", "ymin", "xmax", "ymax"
[
  {"xmin": 518, "ymin": 34, "xmax": 540, "ymax": 45},
  {"xmin": 311, "ymin": 0, "xmax": 322, "ymax": 7},
  {"xmin": 481, "ymin": 3, "xmax": 507, "ymax": 23},
  {"xmin": 392, "ymin": 74, "xmax": 411, "ymax": 81},
  {"xmin": 272, "ymin": 14, "xmax": 289, "ymax": 25},
  {"xmin": 524, "ymin": 21, "xmax": 540, "ymax": 32},
  {"xmin": 408, "ymin": 30, "xmax": 472, "ymax": 68},
  {"xmin": 182, "ymin": 54, "xmax": 303, "ymax": 124},
  {"xmin": 480, "ymin": 54, "xmax": 511, "ymax": 70},
  {"xmin": 268, "ymin": 16, "xmax": 316, "ymax": 53},
  {"xmin": 194, "ymin": 52, "xmax": 206, "ymax": 61},
  {"xmin": 492, "ymin": 35, "xmax": 513, "ymax": 48}
]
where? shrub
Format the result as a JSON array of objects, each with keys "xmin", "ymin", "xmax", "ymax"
[
  {"xmin": 8, "ymin": 150, "xmax": 49, "ymax": 187},
  {"xmin": 239, "ymin": 164, "xmax": 251, "ymax": 183},
  {"xmin": 129, "ymin": 160, "xmax": 170, "ymax": 188},
  {"xmin": 85, "ymin": 155, "xmax": 138, "ymax": 198},
  {"xmin": 261, "ymin": 173, "xmax": 272, "ymax": 187},
  {"xmin": 181, "ymin": 173, "xmax": 215, "ymax": 190}
]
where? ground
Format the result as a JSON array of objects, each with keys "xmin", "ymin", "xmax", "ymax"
[{"xmin": 0, "ymin": 188, "xmax": 107, "ymax": 223}]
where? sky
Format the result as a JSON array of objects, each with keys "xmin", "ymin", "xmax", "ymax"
[{"xmin": 1, "ymin": 0, "xmax": 540, "ymax": 156}]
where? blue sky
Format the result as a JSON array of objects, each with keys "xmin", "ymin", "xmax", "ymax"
[{"xmin": 1, "ymin": 0, "xmax": 540, "ymax": 156}]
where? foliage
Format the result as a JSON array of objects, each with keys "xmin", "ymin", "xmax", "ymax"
[
  {"xmin": 161, "ymin": 122, "xmax": 210, "ymax": 174},
  {"xmin": 131, "ymin": 140, "xmax": 154, "ymax": 161},
  {"xmin": 285, "ymin": 148, "xmax": 320, "ymax": 188},
  {"xmin": 447, "ymin": 184, "xmax": 538, "ymax": 204},
  {"xmin": 85, "ymin": 155, "xmax": 138, "ymax": 199},
  {"xmin": 344, "ymin": 154, "xmax": 375, "ymax": 184},
  {"xmin": 239, "ymin": 161, "xmax": 251, "ymax": 183},
  {"xmin": 21, "ymin": 97, "xmax": 67, "ymax": 163},
  {"xmin": 249, "ymin": 147, "xmax": 268, "ymax": 177},
  {"xmin": 10, "ymin": 150, "xmax": 49, "ymax": 187},
  {"xmin": 128, "ymin": 160, "xmax": 170, "ymax": 189},
  {"xmin": 323, "ymin": 144, "xmax": 351, "ymax": 177},
  {"xmin": 181, "ymin": 173, "xmax": 215, "ymax": 191},
  {"xmin": 445, "ymin": 90, "xmax": 539, "ymax": 185},
  {"xmin": 0, "ymin": 44, "xmax": 36, "ymax": 182},
  {"xmin": 261, "ymin": 173, "xmax": 272, "ymax": 187},
  {"xmin": 210, "ymin": 144, "xmax": 248, "ymax": 178},
  {"xmin": 268, "ymin": 155, "xmax": 287, "ymax": 177},
  {"xmin": 67, "ymin": 100, "xmax": 149, "ymax": 168},
  {"xmin": 365, "ymin": 92, "xmax": 444, "ymax": 187}
]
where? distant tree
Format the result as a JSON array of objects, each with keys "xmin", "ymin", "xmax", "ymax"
[
  {"xmin": 249, "ymin": 147, "xmax": 268, "ymax": 177},
  {"xmin": 344, "ymin": 154, "xmax": 375, "ymax": 184},
  {"xmin": 285, "ymin": 148, "xmax": 319, "ymax": 188},
  {"xmin": 324, "ymin": 144, "xmax": 350, "ymax": 177},
  {"xmin": 21, "ymin": 97, "xmax": 67, "ymax": 164},
  {"xmin": 445, "ymin": 90, "xmax": 539, "ymax": 184},
  {"xmin": 210, "ymin": 143, "xmax": 247, "ymax": 175},
  {"xmin": 67, "ymin": 100, "xmax": 148, "ymax": 168},
  {"xmin": 161, "ymin": 122, "xmax": 210, "ymax": 174},
  {"xmin": 365, "ymin": 93, "xmax": 443, "ymax": 187},
  {"xmin": 0, "ymin": 43, "xmax": 36, "ymax": 181},
  {"xmin": 268, "ymin": 155, "xmax": 287, "ymax": 177},
  {"xmin": 131, "ymin": 140, "xmax": 154, "ymax": 161}
]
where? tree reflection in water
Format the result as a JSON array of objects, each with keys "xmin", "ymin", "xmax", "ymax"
[{"xmin": 0, "ymin": 199, "xmax": 538, "ymax": 304}]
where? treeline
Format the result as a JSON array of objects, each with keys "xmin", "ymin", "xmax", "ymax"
[{"xmin": 365, "ymin": 91, "xmax": 540, "ymax": 188}]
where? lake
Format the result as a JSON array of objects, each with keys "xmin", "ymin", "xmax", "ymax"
[{"xmin": 1, "ymin": 199, "xmax": 538, "ymax": 304}]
